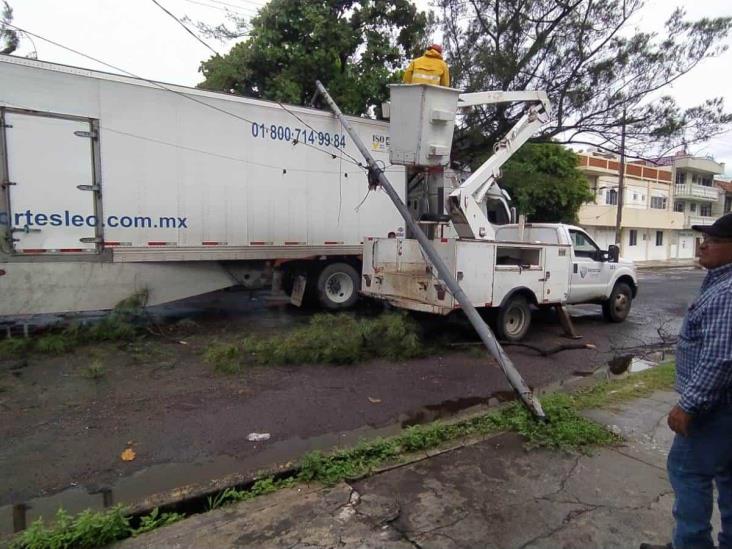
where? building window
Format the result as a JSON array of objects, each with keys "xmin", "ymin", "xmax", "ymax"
[
  {"xmin": 675, "ymin": 171, "xmax": 684, "ymax": 185},
  {"xmin": 692, "ymin": 174, "xmax": 698, "ymax": 183},
  {"xmin": 675, "ymin": 201, "xmax": 684, "ymax": 212},
  {"xmin": 690, "ymin": 203, "xmax": 696, "ymax": 212},
  {"xmin": 605, "ymin": 188, "xmax": 618, "ymax": 205},
  {"xmin": 651, "ymin": 196, "xmax": 667, "ymax": 209},
  {"xmin": 700, "ymin": 204, "xmax": 712, "ymax": 217},
  {"xmin": 656, "ymin": 231, "xmax": 663, "ymax": 246},
  {"xmin": 725, "ymin": 196, "xmax": 731, "ymax": 213},
  {"xmin": 629, "ymin": 229, "xmax": 638, "ymax": 246},
  {"xmin": 700, "ymin": 176, "xmax": 712, "ymax": 187},
  {"xmin": 633, "ymin": 192, "xmax": 639, "ymax": 201}
]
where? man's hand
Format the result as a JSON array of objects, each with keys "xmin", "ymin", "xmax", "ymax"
[{"xmin": 668, "ymin": 405, "xmax": 693, "ymax": 436}]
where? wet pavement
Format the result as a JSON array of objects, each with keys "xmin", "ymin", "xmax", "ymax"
[
  {"xmin": 114, "ymin": 389, "xmax": 723, "ymax": 549},
  {"xmin": 0, "ymin": 267, "xmax": 705, "ymax": 538}
]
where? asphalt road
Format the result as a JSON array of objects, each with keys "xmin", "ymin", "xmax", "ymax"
[{"xmin": 0, "ymin": 267, "xmax": 706, "ymax": 535}]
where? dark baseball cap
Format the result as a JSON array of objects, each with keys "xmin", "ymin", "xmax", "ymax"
[{"xmin": 692, "ymin": 212, "xmax": 732, "ymax": 238}]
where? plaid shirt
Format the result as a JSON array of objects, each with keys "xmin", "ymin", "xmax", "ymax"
[{"xmin": 676, "ymin": 261, "xmax": 732, "ymax": 415}]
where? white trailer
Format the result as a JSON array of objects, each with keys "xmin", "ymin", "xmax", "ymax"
[{"xmin": 0, "ymin": 55, "xmax": 405, "ymax": 316}]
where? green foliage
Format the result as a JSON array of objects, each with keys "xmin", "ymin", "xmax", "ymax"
[
  {"xmin": 243, "ymin": 312, "xmax": 426, "ymax": 366},
  {"xmin": 204, "ymin": 342, "xmax": 244, "ymax": 373},
  {"xmin": 489, "ymin": 394, "xmax": 620, "ymax": 452},
  {"xmin": 441, "ymin": 0, "xmax": 732, "ymax": 161},
  {"xmin": 0, "ymin": 337, "xmax": 33, "ymax": 357},
  {"xmin": 0, "ymin": 292, "xmax": 144, "ymax": 358},
  {"xmin": 131, "ymin": 507, "xmax": 184, "ymax": 536},
  {"xmin": 10, "ymin": 506, "xmax": 131, "ymax": 549},
  {"xmin": 1, "ymin": 1, "xmax": 19, "ymax": 55},
  {"xmin": 498, "ymin": 142, "xmax": 593, "ymax": 222},
  {"xmin": 81, "ymin": 360, "xmax": 106, "ymax": 381},
  {"xmin": 199, "ymin": 0, "xmax": 432, "ymax": 116},
  {"xmin": 206, "ymin": 478, "xmax": 297, "ymax": 510}
]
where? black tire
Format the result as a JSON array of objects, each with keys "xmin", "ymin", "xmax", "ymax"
[
  {"xmin": 316, "ymin": 262, "xmax": 360, "ymax": 310},
  {"xmin": 495, "ymin": 295, "xmax": 531, "ymax": 342},
  {"xmin": 602, "ymin": 282, "xmax": 633, "ymax": 322}
]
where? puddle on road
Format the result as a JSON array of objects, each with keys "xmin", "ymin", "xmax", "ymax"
[
  {"xmin": 400, "ymin": 391, "xmax": 516, "ymax": 428},
  {"xmin": 0, "ymin": 384, "xmax": 520, "ymax": 537},
  {"xmin": 607, "ymin": 352, "xmax": 668, "ymax": 376},
  {"xmin": 0, "ymin": 420, "xmax": 407, "ymax": 536}
]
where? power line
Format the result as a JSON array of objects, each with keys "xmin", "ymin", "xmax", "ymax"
[
  {"xmin": 150, "ymin": 0, "xmax": 220, "ymax": 56},
  {"xmin": 2, "ymin": 23, "xmax": 364, "ymax": 169}
]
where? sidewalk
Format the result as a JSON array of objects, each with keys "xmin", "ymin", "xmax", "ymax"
[
  {"xmin": 114, "ymin": 389, "xmax": 724, "ymax": 549},
  {"xmin": 635, "ymin": 259, "xmax": 697, "ymax": 270}
]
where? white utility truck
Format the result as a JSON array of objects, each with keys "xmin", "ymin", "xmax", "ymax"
[
  {"xmin": 360, "ymin": 85, "xmax": 637, "ymax": 341},
  {"xmin": 0, "ymin": 55, "xmax": 406, "ymax": 316}
]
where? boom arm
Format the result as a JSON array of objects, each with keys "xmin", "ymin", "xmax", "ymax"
[{"xmin": 448, "ymin": 91, "xmax": 551, "ymax": 240}]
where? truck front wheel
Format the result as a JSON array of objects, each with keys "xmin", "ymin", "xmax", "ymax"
[
  {"xmin": 495, "ymin": 295, "xmax": 531, "ymax": 342},
  {"xmin": 602, "ymin": 282, "xmax": 632, "ymax": 322},
  {"xmin": 316, "ymin": 262, "xmax": 360, "ymax": 310}
]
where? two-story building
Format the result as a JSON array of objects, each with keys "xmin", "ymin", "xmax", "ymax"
[{"xmin": 576, "ymin": 152, "xmax": 684, "ymax": 262}]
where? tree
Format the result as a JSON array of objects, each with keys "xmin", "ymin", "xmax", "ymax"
[
  {"xmin": 439, "ymin": 0, "xmax": 732, "ymax": 164},
  {"xmin": 498, "ymin": 142, "xmax": 593, "ymax": 223},
  {"xmin": 198, "ymin": 0, "xmax": 432, "ymax": 116},
  {"xmin": 1, "ymin": 1, "xmax": 19, "ymax": 55}
]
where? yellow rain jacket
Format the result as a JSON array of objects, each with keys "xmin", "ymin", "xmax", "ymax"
[{"xmin": 403, "ymin": 48, "xmax": 450, "ymax": 87}]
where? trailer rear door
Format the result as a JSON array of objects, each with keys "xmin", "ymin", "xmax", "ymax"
[{"xmin": 4, "ymin": 111, "xmax": 98, "ymax": 253}]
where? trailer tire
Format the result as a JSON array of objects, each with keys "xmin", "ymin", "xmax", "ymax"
[
  {"xmin": 316, "ymin": 263, "xmax": 360, "ymax": 310},
  {"xmin": 602, "ymin": 282, "xmax": 632, "ymax": 322},
  {"xmin": 495, "ymin": 295, "xmax": 531, "ymax": 342}
]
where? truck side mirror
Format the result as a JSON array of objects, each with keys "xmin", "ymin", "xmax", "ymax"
[{"xmin": 608, "ymin": 245, "xmax": 620, "ymax": 263}]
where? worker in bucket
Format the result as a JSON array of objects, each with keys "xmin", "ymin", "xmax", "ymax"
[{"xmin": 402, "ymin": 44, "xmax": 450, "ymax": 87}]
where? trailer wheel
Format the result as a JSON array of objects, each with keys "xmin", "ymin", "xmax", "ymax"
[
  {"xmin": 602, "ymin": 282, "xmax": 632, "ymax": 322},
  {"xmin": 495, "ymin": 295, "xmax": 531, "ymax": 342},
  {"xmin": 316, "ymin": 263, "xmax": 360, "ymax": 310}
]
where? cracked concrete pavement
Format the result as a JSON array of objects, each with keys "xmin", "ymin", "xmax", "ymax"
[{"xmin": 114, "ymin": 390, "xmax": 722, "ymax": 549}]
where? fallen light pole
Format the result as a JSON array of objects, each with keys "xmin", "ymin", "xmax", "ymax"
[{"xmin": 314, "ymin": 80, "xmax": 545, "ymax": 419}]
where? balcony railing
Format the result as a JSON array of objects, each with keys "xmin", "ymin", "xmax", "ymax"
[
  {"xmin": 686, "ymin": 215, "xmax": 719, "ymax": 228},
  {"xmin": 675, "ymin": 183, "xmax": 720, "ymax": 202}
]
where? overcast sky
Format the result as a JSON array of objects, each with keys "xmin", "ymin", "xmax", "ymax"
[{"xmin": 8, "ymin": 0, "xmax": 732, "ymax": 175}]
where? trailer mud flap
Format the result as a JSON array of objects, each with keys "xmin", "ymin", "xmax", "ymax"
[{"xmin": 290, "ymin": 275, "xmax": 307, "ymax": 307}]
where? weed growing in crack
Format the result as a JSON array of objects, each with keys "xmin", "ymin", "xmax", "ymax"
[
  {"xmin": 206, "ymin": 478, "xmax": 297, "ymax": 510},
  {"xmin": 9, "ymin": 505, "xmax": 183, "ymax": 549}
]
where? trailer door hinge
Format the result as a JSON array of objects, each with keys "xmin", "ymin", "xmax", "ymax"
[
  {"xmin": 1, "ymin": 181, "xmax": 16, "ymax": 189},
  {"xmin": 11, "ymin": 225, "xmax": 41, "ymax": 234},
  {"xmin": 73, "ymin": 130, "xmax": 98, "ymax": 139},
  {"xmin": 76, "ymin": 184, "xmax": 101, "ymax": 192},
  {"xmin": 79, "ymin": 237, "xmax": 102, "ymax": 244},
  {"xmin": 0, "ymin": 123, "xmax": 13, "ymax": 128}
]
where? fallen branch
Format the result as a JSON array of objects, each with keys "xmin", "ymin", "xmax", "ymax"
[{"xmin": 450, "ymin": 341, "xmax": 596, "ymax": 356}]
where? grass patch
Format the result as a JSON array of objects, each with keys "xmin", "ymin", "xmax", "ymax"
[
  {"xmin": 81, "ymin": 360, "xmax": 106, "ymax": 381},
  {"xmin": 242, "ymin": 312, "xmax": 426, "ymax": 366},
  {"xmin": 9, "ymin": 506, "xmax": 183, "ymax": 549},
  {"xmin": 204, "ymin": 342, "xmax": 244, "ymax": 374},
  {"xmin": 0, "ymin": 292, "xmax": 148, "ymax": 358}
]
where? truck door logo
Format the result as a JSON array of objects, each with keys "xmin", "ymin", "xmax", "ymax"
[{"xmin": 372, "ymin": 134, "xmax": 389, "ymax": 152}]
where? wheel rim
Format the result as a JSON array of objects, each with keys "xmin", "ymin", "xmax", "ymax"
[
  {"xmin": 504, "ymin": 305, "xmax": 528, "ymax": 337},
  {"xmin": 325, "ymin": 272, "xmax": 354, "ymax": 304},
  {"xmin": 613, "ymin": 291, "xmax": 629, "ymax": 315}
]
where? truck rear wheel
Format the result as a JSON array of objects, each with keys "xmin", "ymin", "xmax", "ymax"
[
  {"xmin": 602, "ymin": 282, "xmax": 632, "ymax": 322},
  {"xmin": 495, "ymin": 295, "xmax": 531, "ymax": 342},
  {"xmin": 316, "ymin": 262, "xmax": 360, "ymax": 310}
]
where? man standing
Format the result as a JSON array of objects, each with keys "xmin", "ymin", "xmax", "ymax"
[
  {"xmin": 402, "ymin": 44, "xmax": 450, "ymax": 87},
  {"xmin": 643, "ymin": 212, "xmax": 732, "ymax": 549}
]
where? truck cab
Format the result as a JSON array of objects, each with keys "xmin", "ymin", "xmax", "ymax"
[{"xmin": 495, "ymin": 223, "xmax": 638, "ymax": 322}]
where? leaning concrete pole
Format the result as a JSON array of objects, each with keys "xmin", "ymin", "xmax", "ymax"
[{"xmin": 315, "ymin": 81, "xmax": 545, "ymax": 419}]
